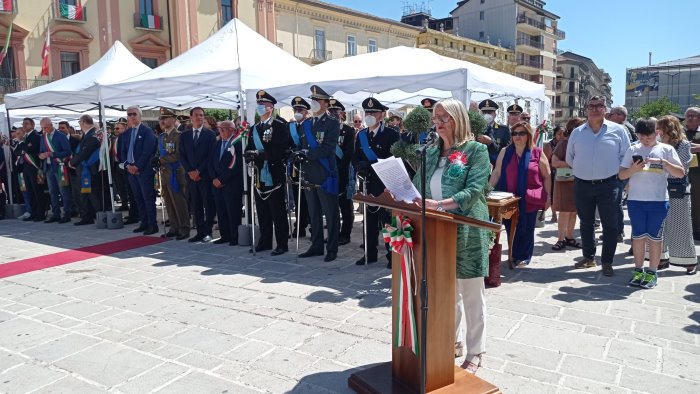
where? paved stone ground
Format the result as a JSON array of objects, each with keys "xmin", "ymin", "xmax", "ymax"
[{"xmin": 0, "ymin": 208, "xmax": 698, "ymax": 393}]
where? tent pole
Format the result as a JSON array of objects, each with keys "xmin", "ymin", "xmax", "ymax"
[
  {"xmin": 98, "ymin": 100, "xmax": 116, "ymax": 213},
  {"xmin": 240, "ymin": 92, "xmax": 249, "ymax": 226},
  {"xmin": 4, "ymin": 107, "xmax": 14, "ymax": 204}
]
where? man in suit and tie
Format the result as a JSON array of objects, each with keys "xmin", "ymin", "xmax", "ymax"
[
  {"xmin": 19, "ymin": 118, "xmax": 47, "ymax": 221},
  {"xmin": 180, "ymin": 107, "xmax": 217, "ymax": 242},
  {"xmin": 297, "ymin": 85, "xmax": 340, "ymax": 262},
  {"xmin": 209, "ymin": 120, "xmax": 244, "ymax": 245},
  {"xmin": 353, "ymin": 97, "xmax": 400, "ymax": 267},
  {"xmin": 120, "ymin": 106, "xmax": 158, "ymax": 235},
  {"xmin": 38, "ymin": 118, "xmax": 72, "ymax": 223},
  {"xmin": 69, "ymin": 115, "xmax": 106, "ymax": 225},
  {"xmin": 111, "ymin": 117, "xmax": 138, "ymax": 223}
]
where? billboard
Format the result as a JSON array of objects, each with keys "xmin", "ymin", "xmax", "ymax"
[{"xmin": 626, "ymin": 69, "xmax": 659, "ymax": 97}]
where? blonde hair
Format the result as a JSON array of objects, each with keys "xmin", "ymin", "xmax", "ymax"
[
  {"xmin": 511, "ymin": 120, "xmax": 534, "ymax": 149},
  {"xmin": 434, "ymin": 98, "xmax": 472, "ymax": 145},
  {"xmin": 656, "ymin": 115, "xmax": 686, "ymax": 146}
]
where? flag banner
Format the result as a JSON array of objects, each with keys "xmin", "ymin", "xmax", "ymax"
[
  {"xmin": 40, "ymin": 27, "xmax": 50, "ymax": 76},
  {"xmin": 59, "ymin": 2, "xmax": 83, "ymax": 21},
  {"xmin": 0, "ymin": 17, "xmax": 13, "ymax": 66},
  {"xmin": 140, "ymin": 14, "xmax": 161, "ymax": 29},
  {"xmin": 0, "ymin": 0, "xmax": 13, "ymax": 12}
]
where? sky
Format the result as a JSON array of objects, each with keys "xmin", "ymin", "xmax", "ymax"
[{"xmin": 325, "ymin": 0, "xmax": 699, "ymax": 106}]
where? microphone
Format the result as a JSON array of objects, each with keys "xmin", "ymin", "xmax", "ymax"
[{"xmin": 414, "ymin": 131, "xmax": 440, "ymax": 155}]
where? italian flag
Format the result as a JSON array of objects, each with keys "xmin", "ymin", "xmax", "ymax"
[
  {"xmin": 0, "ymin": 0, "xmax": 13, "ymax": 12},
  {"xmin": 141, "ymin": 14, "xmax": 161, "ymax": 29},
  {"xmin": 60, "ymin": 1, "xmax": 83, "ymax": 20}
]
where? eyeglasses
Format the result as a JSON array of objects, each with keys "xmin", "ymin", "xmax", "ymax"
[
  {"xmin": 521, "ymin": 117, "xmax": 531, "ymax": 121},
  {"xmin": 431, "ymin": 115, "xmax": 452, "ymax": 124},
  {"xmin": 127, "ymin": 112, "xmax": 138, "ymax": 117},
  {"xmin": 587, "ymin": 104, "xmax": 605, "ymax": 110},
  {"xmin": 353, "ymin": 120, "xmax": 362, "ymax": 124},
  {"xmin": 511, "ymin": 131, "xmax": 528, "ymax": 137}
]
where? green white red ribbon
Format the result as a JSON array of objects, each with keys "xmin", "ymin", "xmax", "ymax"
[{"xmin": 382, "ymin": 215, "xmax": 419, "ymax": 355}]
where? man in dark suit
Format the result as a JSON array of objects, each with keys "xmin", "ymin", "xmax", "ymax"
[
  {"xmin": 353, "ymin": 97, "xmax": 400, "ymax": 267},
  {"xmin": 111, "ymin": 118, "xmax": 139, "ymax": 223},
  {"xmin": 245, "ymin": 90, "xmax": 290, "ymax": 255},
  {"xmin": 120, "ymin": 106, "xmax": 158, "ymax": 235},
  {"xmin": 38, "ymin": 117, "xmax": 73, "ymax": 223},
  {"xmin": 297, "ymin": 85, "xmax": 340, "ymax": 262},
  {"xmin": 477, "ymin": 99, "xmax": 511, "ymax": 165},
  {"xmin": 69, "ymin": 115, "xmax": 107, "ymax": 225},
  {"xmin": 327, "ymin": 99, "xmax": 356, "ymax": 246},
  {"xmin": 19, "ymin": 118, "xmax": 47, "ymax": 221},
  {"xmin": 180, "ymin": 106, "xmax": 217, "ymax": 242},
  {"xmin": 209, "ymin": 120, "xmax": 244, "ymax": 245}
]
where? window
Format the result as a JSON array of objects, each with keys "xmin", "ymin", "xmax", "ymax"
[
  {"xmin": 449, "ymin": 42, "xmax": 453, "ymax": 48},
  {"xmin": 570, "ymin": 67, "xmax": 575, "ymax": 78},
  {"xmin": 314, "ymin": 29, "xmax": 325, "ymax": 51},
  {"xmin": 141, "ymin": 57, "xmax": 158, "ymax": 68},
  {"xmin": 479, "ymin": 31, "xmax": 484, "ymax": 39},
  {"xmin": 139, "ymin": 0, "xmax": 154, "ymax": 16},
  {"xmin": 568, "ymin": 96, "xmax": 575, "ymax": 107},
  {"xmin": 60, "ymin": 51, "xmax": 80, "ymax": 78},
  {"xmin": 462, "ymin": 44, "xmax": 466, "ymax": 51},
  {"xmin": 568, "ymin": 81, "xmax": 575, "ymax": 93},
  {"xmin": 346, "ymin": 35, "xmax": 356, "ymax": 56},
  {"xmin": 434, "ymin": 38, "xmax": 438, "ymax": 45},
  {"xmin": 0, "ymin": 47, "xmax": 14, "ymax": 80},
  {"xmin": 368, "ymin": 39, "xmax": 377, "ymax": 53},
  {"xmin": 479, "ymin": 11, "xmax": 484, "ymax": 20},
  {"xmin": 60, "ymin": 0, "xmax": 77, "ymax": 5},
  {"xmin": 221, "ymin": 0, "xmax": 233, "ymax": 23}
]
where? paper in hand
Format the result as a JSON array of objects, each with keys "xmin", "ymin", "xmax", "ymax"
[{"xmin": 370, "ymin": 156, "xmax": 421, "ymax": 203}]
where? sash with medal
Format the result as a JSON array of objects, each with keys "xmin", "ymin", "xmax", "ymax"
[
  {"xmin": 357, "ymin": 129, "xmax": 379, "ymax": 162},
  {"xmin": 303, "ymin": 124, "xmax": 338, "ymax": 195},
  {"xmin": 43, "ymin": 132, "xmax": 70, "ymax": 187},
  {"xmin": 76, "ymin": 142, "xmax": 101, "ymax": 194},
  {"xmin": 158, "ymin": 133, "xmax": 182, "ymax": 192},
  {"xmin": 252, "ymin": 124, "xmax": 274, "ymax": 187}
]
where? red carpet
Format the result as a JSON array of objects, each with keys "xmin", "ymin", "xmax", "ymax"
[{"xmin": 0, "ymin": 236, "xmax": 167, "ymax": 279}]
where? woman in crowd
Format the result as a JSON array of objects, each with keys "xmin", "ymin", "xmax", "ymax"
[
  {"xmin": 204, "ymin": 116, "xmax": 218, "ymax": 134},
  {"xmin": 544, "ymin": 125, "xmax": 564, "ymax": 223},
  {"xmin": 619, "ymin": 118, "xmax": 684, "ymax": 289},
  {"xmin": 550, "ymin": 118, "xmax": 585, "ymax": 250},
  {"xmin": 489, "ymin": 121, "xmax": 551, "ymax": 267},
  {"xmin": 411, "ymin": 98, "xmax": 491, "ymax": 373},
  {"xmin": 656, "ymin": 115, "xmax": 696, "ymax": 274}
]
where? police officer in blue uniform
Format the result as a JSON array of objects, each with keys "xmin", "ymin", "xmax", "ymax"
[
  {"xmin": 327, "ymin": 99, "xmax": 356, "ymax": 246},
  {"xmin": 477, "ymin": 99, "xmax": 511, "ymax": 164}
]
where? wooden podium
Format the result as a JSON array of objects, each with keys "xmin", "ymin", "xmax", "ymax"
[{"xmin": 349, "ymin": 193, "xmax": 501, "ymax": 394}]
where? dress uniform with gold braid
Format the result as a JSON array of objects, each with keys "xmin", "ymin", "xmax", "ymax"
[
  {"xmin": 245, "ymin": 90, "xmax": 291, "ymax": 255},
  {"xmin": 352, "ymin": 97, "xmax": 400, "ymax": 266},
  {"xmin": 327, "ymin": 99, "xmax": 356, "ymax": 245},
  {"xmin": 479, "ymin": 99, "xmax": 511, "ymax": 164},
  {"xmin": 157, "ymin": 108, "xmax": 190, "ymax": 240},
  {"xmin": 288, "ymin": 96, "xmax": 312, "ymax": 237}
]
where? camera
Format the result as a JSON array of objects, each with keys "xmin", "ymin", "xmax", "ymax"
[
  {"xmin": 292, "ymin": 149, "xmax": 309, "ymax": 164},
  {"xmin": 244, "ymin": 150, "xmax": 259, "ymax": 163}
]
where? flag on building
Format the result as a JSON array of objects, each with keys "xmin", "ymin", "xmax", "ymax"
[
  {"xmin": 140, "ymin": 14, "xmax": 161, "ymax": 29},
  {"xmin": 0, "ymin": 20, "xmax": 13, "ymax": 66},
  {"xmin": 40, "ymin": 27, "xmax": 50, "ymax": 77},
  {"xmin": 60, "ymin": 0, "xmax": 83, "ymax": 21},
  {"xmin": 0, "ymin": 0, "xmax": 13, "ymax": 12}
]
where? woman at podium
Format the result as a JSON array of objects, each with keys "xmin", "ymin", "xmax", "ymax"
[{"xmin": 412, "ymin": 98, "xmax": 492, "ymax": 373}]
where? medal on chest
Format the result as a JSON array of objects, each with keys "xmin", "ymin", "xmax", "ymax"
[
  {"xmin": 262, "ymin": 127, "xmax": 273, "ymax": 142},
  {"xmin": 338, "ymin": 135, "xmax": 344, "ymax": 145},
  {"xmin": 316, "ymin": 131, "xmax": 324, "ymax": 143},
  {"xmin": 166, "ymin": 142, "xmax": 175, "ymax": 154}
]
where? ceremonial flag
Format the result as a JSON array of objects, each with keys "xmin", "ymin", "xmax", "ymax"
[
  {"xmin": 140, "ymin": 14, "xmax": 161, "ymax": 29},
  {"xmin": 40, "ymin": 27, "xmax": 50, "ymax": 77},
  {"xmin": 59, "ymin": 0, "xmax": 83, "ymax": 21},
  {"xmin": 0, "ymin": 18, "xmax": 12, "ymax": 66},
  {"xmin": 0, "ymin": 1, "xmax": 13, "ymax": 12}
]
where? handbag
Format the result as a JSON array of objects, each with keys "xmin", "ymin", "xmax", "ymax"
[
  {"xmin": 667, "ymin": 177, "xmax": 688, "ymax": 198},
  {"xmin": 555, "ymin": 167, "xmax": 573, "ymax": 181}
]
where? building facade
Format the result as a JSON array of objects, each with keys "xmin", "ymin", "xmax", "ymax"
[
  {"xmin": 554, "ymin": 51, "xmax": 612, "ymax": 124},
  {"xmin": 625, "ymin": 55, "xmax": 700, "ymax": 114},
  {"xmin": 451, "ymin": 0, "xmax": 564, "ymax": 114}
]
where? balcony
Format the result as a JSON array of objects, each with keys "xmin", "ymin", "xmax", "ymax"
[
  {"xmin": 309, "ymin": 49, "xmax": 332, "ymax": 63},
  {"xmin": 134, "ymin": 13, "xmax": 163, "ymax": 30},
  {"xmin": 0, "ymin": 0, "xmax": 17, "ymax": 14},
  {"xmin": 0, "ymin": 78, "xmax": 53, "ymax": 96},
  {"xmin": 516, "ymin": 37, "xmax": 544, "ymax": 50},
  {"xmin": 517, "ymin": 14, "xmax": 547, "ymax": 31},
  {"xmin": 53, "ymin": 0, "xmax": 86, "ymax": 22},
  {"xmin": 516, "ymin": 58, "xmax": 544, "ymax": 69}
]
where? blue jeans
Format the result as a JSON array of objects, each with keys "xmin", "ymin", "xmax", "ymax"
[
  {"xmin": 46, "ymin": 166, "xmax": 72, "ymax": 218},
  {"xmin": 574, "ymin": 176, "xmax": 620, "ymax": 265},
  {"xmin": 128, "ymin": 170, "xmax": 157, "ymax": 227}
]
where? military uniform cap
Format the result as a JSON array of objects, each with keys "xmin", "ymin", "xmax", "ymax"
[
  {"xmin": 328, "ymin": 99, "xmax": 345, "ymax": 111},
  {"xmin": 291, "ymin": 96, "xmax": 310, "ymax": 110},
  {"xmin": 507, "ymin": 104, "xmax": 523, "ymax": 114},
  {"xmin": 362, "ymin": 97, "xmax": 388, "ymax": 112},
  {"xmin": 116, "ymin": 117, "xmax": 128, "ymax": 125},
  {"xmin": 176, "ymin": 114, "xmax": 190, "ymax": 122},
  {"xmin": 421, "ymin": 98, "xmax": 437, "ymax": 111},
  {"xmin": 388, "ymin": 110, "xmax": 404, "ymax": 119},
  {"xmin": 309, "ymin": 85, "xmax": 331, "ymax": 100},
  {"xmin": 256, "ymin": 90, "xmax": 277, "ymax": 104},
  {"xmin": 159, "ymin": 107, "xmax": 177, "ymax": 119},
  {"xmin": 478, "ymin": 99, "xmax": 499, "ymax": 111}
]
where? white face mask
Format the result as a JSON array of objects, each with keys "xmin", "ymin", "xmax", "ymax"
[
  {"xmin": 364, "ymin": 115, "xmax": 377, "ymax": 128},
  {"xmin": 656, "ymin": 134, "xmax": 663, "ymax": 142},
  {"xmin": 309, "ymin": 100, "xmax": 321, "ymax": 113},
  {"xmin": 256, "ymin": 105, "xmax": 267, "ymax": 116},
  {"xmin": 483, "ymin": 113, "xmax": 494, "ymax": 124},
  {"xmin": 294, "ymin": 112, "xmax": 304, "ymax": 122}
]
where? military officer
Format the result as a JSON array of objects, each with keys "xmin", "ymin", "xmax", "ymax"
[
  {"xmin": 157, "ymin": 108, "xmax": 190, "ymax": 240},
  {"xmin": 288, "ymin": 96, "xmax": 312, "ymax": 238},
  {"xmin": 506, "ymin": 104, "xmax": 524, "ymax": 128},
  {"xmin": 478, "ymin": 99, "xmax": 510, "ymax": 164},
  {"xmin": 353, "ymin": 97, "xmax": 400, "ymax": 267},
  {"xmin": 327, "ymin": 99, "xmax": 356, "ymax": 246},
  {"xmin": 245, "ymin": 90, "xmax": 291, "ymax": 255},
  {"xmin": 297, "ymin": 85, "xmax": 340, "ymax": 262}
]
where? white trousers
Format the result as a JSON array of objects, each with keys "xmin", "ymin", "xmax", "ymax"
[{"xmin": 454, "ymin": 277, "xmax": 486, "ymax": 358}]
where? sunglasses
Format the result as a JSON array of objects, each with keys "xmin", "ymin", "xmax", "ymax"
[
  {"xmin": 353, "ymin": 120, "xmax": 362, "ymax": 123},
  {"xmin": 127, "ymin": 112, "xmax": 138, "ymax": 116},
  {"xmin": 511, "ymin": 131, "xmax": 528, "ymax": 137},
  {"xmin": 521, "ymin": 117, "xmax": 531, "ymax": 121}
]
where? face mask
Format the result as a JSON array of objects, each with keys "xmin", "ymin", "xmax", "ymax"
[
  {"xmin": 483, "ymin": 114, "xmax": 494, "ymax": 124},
  {"xmin": 309, "ymin": 100, "xmax": 321, "ymax": 113},
  {"xmin": 656, "ymin": 134, "xmax": 662, "ymax": 142},
  {"xmin": 256, "ymin": 105, "xmax": 267, "ymax": 116},
  {"xmin": 364, "ymin": 115, "xmax": 377, "ymax": 128},
  {"xmin": 294, "ymin": 112, "xmax": 304, "ymax": 122}
]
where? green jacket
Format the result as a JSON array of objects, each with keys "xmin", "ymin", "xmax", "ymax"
[{"xmin": 412, "ymin": 140, "xmax": 491, "ymax": 279}]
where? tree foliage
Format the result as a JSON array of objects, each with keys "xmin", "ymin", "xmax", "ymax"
[
  {"xmin": 630, "ymin": 97, "xmax": 680, "ymax": 120},
  {"xmin": 204, "ymin": 109, "xmax": 236, "ymax": 122}
]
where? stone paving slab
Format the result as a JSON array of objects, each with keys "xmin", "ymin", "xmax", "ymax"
[{"xmin": 0, "ymin": 211, "xmax": 698, "ymax": 393}]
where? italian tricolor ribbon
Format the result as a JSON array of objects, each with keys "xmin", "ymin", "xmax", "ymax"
[
  {"xmin": 43, "ymin": 132, "xmax": 56, "ymax": 154},
  {"xmin": 382, "ymin": 215, "xmax": 419, "ymax": 355},
  {"xmin": 23, "ymin": 152, "xmax": 40, "ymax": 170}
]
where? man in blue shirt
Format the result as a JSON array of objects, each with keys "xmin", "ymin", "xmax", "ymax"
[{"xmin": 566, "ymin": 96, "xmax": 631, "ymax": 276}]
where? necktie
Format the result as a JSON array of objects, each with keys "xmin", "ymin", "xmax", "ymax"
[
  {"xmin": 220, "ymin": 140, "xmax": 227, "ymax": 159},
  {"xmin": 194, "ymin": 129, "xmax": 200, "ymax": 144},
  {"xmin": 127, "ymin": 127, "xmax": 137, "ymax": 164}
]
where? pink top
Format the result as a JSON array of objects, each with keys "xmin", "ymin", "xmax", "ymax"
[{"xmin": 504, "ymin": 147, "xmax": 545, "ymax": 213}]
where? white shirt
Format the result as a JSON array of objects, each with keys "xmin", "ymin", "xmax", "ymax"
[{"xmin": 621, "ymin": 142, "xmax": 682, "ymax": 201}]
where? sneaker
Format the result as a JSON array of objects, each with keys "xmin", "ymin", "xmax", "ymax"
[
  {"xmin": 574, "ymin": 258, "xmax": 597, "ymax": 269},
  {"xmin": 201, "ymin": 235, "xmax": 213, "ymax": 243},
  {"xmin": 628, "ymin": 268, "xmax": 645, "ymax": 286},
  {"xmin": 640, "ymin": 271, "xmax": 658, "ymax": 289},
  {"xmin": 18, "ymin": 212, "xmax": 31, "ymax": 220}
]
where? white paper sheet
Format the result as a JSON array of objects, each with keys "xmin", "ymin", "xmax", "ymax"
[{"xmin": 371, "ymin": 156, "xmax": 422, "ymax": 203}]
